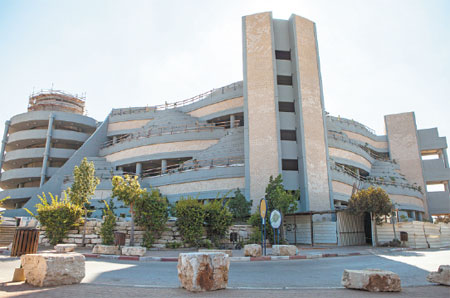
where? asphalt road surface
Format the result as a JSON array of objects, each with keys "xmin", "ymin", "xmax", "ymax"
[{"xmin": 1, "ymin": 249, "xmax": 449, "ymax": 297}]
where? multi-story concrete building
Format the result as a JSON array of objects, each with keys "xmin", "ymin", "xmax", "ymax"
[{"xmin": 2, "ymin": 12, "xmax": 449, "ymax": 234}]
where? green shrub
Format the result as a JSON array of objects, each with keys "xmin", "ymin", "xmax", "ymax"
[
  {"xmin": 175, "ymin": 197, "xmax": 205, "ymax": 247},
  {"xmin": 166, "ymin": 241, "xmax": 182, "ymax": 249},
  {"xmin": 26, "ymin": 193, "xmax": 83, "ymax": 245},
  {"xmin": 100, "ymin": 200, "xmax": 116, "ymax": 245},
  {"xmin": 134, "ymin": 188, "xmax": 169, "ymax": 248},
  {"xmin": 204, "ymin": 199, "xmax": 233, "ymax": 244},
  {"xmin": 0, "ymin": 197, "xmax": 8, "ymax": 224},
  {"xmin": 227, "ymin": 188, "xmax": 251, "ymax": 222}
]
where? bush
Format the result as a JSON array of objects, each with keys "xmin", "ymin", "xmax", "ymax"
[
  {"xmin": 133, "ymin": 188, "xmax": 169, "ymax": 248},
  {"xmin": 0, "ymin": 197, "xmax": 7, "ymax": 224},
  {"xmin": 204, "ymin": 199, "xmax": 233, "ymax": 244},
  {"xmin": 166, "ymin": 241, "xmax": 182, "ymax": 249},
  {"xmin": 26, "ymin": 193, "xmax": 83, "ymax": 245},
  {"xmin": 100, "ymin": 200, "xmax": 116, "ymax": 245},
  {"xmin": 227, "ymin": 188, "xmax": 251, "ymax": 222},
  {"xmin": 248, "ymin": 210, "xmax": 273, "ymax": 244},
  {"xmin": 175, "ymin": 197, "xmax": 205, "ymax": 247}
]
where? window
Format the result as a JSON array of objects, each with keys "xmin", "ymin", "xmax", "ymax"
[
  {"xmin": 282, "ymin": 159, "xmax": 298, "ymax": 171},
  {"xmin": 278, "ymin": 101, "xmax": 295, "ymax": 113},
  {"xmin": 277, "ymin": 75, "xmax": 293, "ymax": 86},
  {"xmin": 275, "ymin": 50, "xmax": 291, "ymax": 60},
  {"xmin": 280, "ymin": 130, "xmax": 297, "ymax": 141}
]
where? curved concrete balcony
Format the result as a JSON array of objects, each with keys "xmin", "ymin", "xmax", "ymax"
[
  {"xmin": 328, "ymin": 134, "xmax": 375, "ymax": 165},
  {"xmin": 3, "ymin": 148, "xmax": 76, "ymax": 170},
  {"xmin": 0, "ymin": 187, "xmax": 39, "ymax": 200},
  {"xmin": 9, "ymin": 111, "xmax": 97, "ymax": 133},
  {"xmin": 0, "ymin": 167, "xmax": 59, "ymax": 188},
  {"xmin": 6, "ymin": 129, "xmax": 89, "ymax": 150}
]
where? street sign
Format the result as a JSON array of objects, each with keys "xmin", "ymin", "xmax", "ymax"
[
  {"xmin": 270, "ymin": 210, "xmax": 282, "ymax": 229},
  {"xmin": 260, "ymin": 199, "xmax": 267, "ymax": 219}
]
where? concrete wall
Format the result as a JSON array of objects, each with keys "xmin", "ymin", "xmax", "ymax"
[
  {"xmin": 291, "ymin": 15, "xmax": 331, "ymax": 211},
  {"xmin": 108, "ymin": 119, "xmax": 151, "ymax": 132},
  {"xmin": 343, "ymin": 130, "xmax": 388, "ymax": 149},
  {"xmin": 104, "ymin": 139, "xmax": 218, "ymax": 163},
  {"xmin": 243, "ymin": 12, "xmax": 280, "ymax": 209},
  {"xmin": 188, "ymin": 97, "xmax": 243, "ymax": 118},
  {"xmin": 157, "ymin": 177, "xmax": 245, "ymax": 195},
  {"xmin": 385, "ymin": 112, "xmax": 429, "ymax": 216}
]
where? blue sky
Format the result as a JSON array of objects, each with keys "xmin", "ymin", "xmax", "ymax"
[{"xmin": 0, "ymin": 0, "xmax": 449, "ymax": 140}]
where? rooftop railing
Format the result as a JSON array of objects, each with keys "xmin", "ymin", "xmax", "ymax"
[
  {"xmin": 328, "ymin": 115, "xmax": 377, "ymax": 136},
  {"xmin": 102, "ymin": 120, "xmax": 240, "ymax": 149},
  {"xmin": 331, "ymin": 163, "xmax": 423, "ymax": 194},
  {"xmin": 111, "ymin": 81, "xmax": 243, "ymax": 116}
]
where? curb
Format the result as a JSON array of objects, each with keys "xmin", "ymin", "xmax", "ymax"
[{"xmin": 80, "ymin": 251, "xmax": 368, "ymax": 263}]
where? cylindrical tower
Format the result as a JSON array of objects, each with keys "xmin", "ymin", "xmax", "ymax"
[{"xmin": 0, "ymin": 90, "xmax": 97, "ymax": 209}]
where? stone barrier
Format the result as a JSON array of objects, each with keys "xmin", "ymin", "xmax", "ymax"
[
  {"xmin": 92, "ymin": 244, "xmax": 120, "ymax": 255},
  {"xmin": 271, "ymin": 245, "xmax": 297, "ymax": 256},
  {"xmin": 121, "ymin": 246, "xmax": 146, "ymax": 256},
  {"xmin": 342, "ymin": 269, "xmax": 401, "ymax": 292},
  {"xmin": 21, "ymin": 253, "xmax": 85, "ymax": 287},
  {"xmin": 178, "ymin": 252, "xmax": 229, "ymax": 292},
  {"xmin": 244, "ymin": 244, "xmax": 261, "ymax": 257},
  {"xmin": 54, "ymin": 244, "xmax": 76, "ymax": 253},
  {"xmin": 427, "ymin": 265, "xmax": 450, "ymax": 286}
]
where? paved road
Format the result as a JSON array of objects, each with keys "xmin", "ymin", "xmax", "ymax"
[{"xmin": 1, "ymin": 249, "xmax": 449, "ymax": 297}]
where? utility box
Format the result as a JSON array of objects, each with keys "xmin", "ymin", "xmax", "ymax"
[{"xmin": 400, "ymin": 231, "xmax": 408, "ymax": 242}]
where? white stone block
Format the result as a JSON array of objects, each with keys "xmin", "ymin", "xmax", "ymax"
[
  {"xmin": 121, "ymin": 246, "xmax": 147, "ymax": 256},
  {"xmin": 244, "ymin": 244, "xmax": 262, "ymax": 257},
  {"xmin": 178, "ymin": 252, "xmax": 229, "ymax": 292},
  {"xmin": 271, "ymin": 245, "xmax": 297, "ymax": 256},
  {"xmin": 54, "ymin": 244, "xmax": 77, "ymax": 253},
  {"xmin": 342, "ymin": 269, "xmax": 401, "ymax": 292},
  {"xmin": 427, "ymin": 265, "xmax": 450, "ymax": 286},
  {"xmin": 21, "ymin": 253, "xmax": 85, "ymax": 287},
  {"xmin": 92, "ymin": 245, "xmax": 120, "ymax": 255}
]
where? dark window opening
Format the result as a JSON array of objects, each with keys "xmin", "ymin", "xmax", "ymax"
[
  {"xmin": 280, "ymin": 130, "xmax": 297, "ymax": 141},
  {"xmin": 275, "ymin": 50, "xmax": 291, "ymax": 60},
  {"xmin": 278, "ymin": 101, "xmax": 295, "ymax": 113},
  {"xmin": 277, "ymin": 75, "xmax": 293, "ymax": 86},
  {"xmin": 282, "ymin": 159, "xmax": 298, "ymax": 171}
]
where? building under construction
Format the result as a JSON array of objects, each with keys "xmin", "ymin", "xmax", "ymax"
[{"xmin": 1, "ymin": 12, "xmax": 449, "ymax": 245}]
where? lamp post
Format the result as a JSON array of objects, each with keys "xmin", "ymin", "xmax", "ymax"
[{"xmin": 392, "ymin": 203, "xmax": 398, "ymax": 241}]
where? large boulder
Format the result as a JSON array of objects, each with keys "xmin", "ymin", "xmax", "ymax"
[
  {"xmin": 92, "ymin": 244, "xmax": 120, "ymax": 255},
  {"xmin": 54, "ymin": 244, "xmax": 77, "ymax": 253},
  {"xmin": 21, "ymin": 253, "xmax": 85, "ymax": 287},
  {"xmin": 244, "ymin": 244, "xmax": 262, "ymax": 257},
  {"xmin": 342, "ymin": 269, "xmax": 401, "ymax": 292},
  {"xmin": 178, "ymin": 252, "xmax": 229, "ymax": 292},
  {"xmin": 121, "ymin": 246, "xmax": 146, "ymax": 256},
  {"xmin": 272, "ymin": 245, "xmax": 297, "ymax": 256},
  {"xmin": 427, "ymin": 265, "xmax": 450, "ymax": 286}
]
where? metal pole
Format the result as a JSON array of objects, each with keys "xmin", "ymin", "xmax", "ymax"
[
  {"xmin": 40, "ymin": 113, "xmax": 54, "ymax": 186},
  {"xmin": 294, "ymin": 214, "xmax": 297, "ymax": 245},
  {"xmin": 263, "ymin": 221, "xmax": 266, "ymax": 256}
]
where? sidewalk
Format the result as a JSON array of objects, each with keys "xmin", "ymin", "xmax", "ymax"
[{"xmin": 0, "ymin": 244, "xmax": 426, "ymax": 262}]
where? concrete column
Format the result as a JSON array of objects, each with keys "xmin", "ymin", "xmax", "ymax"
[
  {"xmin": 230, "ymin": 115, "xmax": 235, "ymax": 128},
  {"xmin": 0, "ymin": 120, "xmax": 11, "ymax": 174},
  {"xmin": 118, "ymin": 166, "xmax": 123, "ymax": 172},
  {"xmin": 161, "ymin": 159, "xmax": 167, "ymax": 174},
  {"xmin": 40, "ymin": 114, "xmax": 55, "ymax": 187},
  {"xmin": 113, "ymin": 136, "xmax": 117, "ymax": 144},
  {"xmin": 443, "ymin": 149, "xmax": 449, "ymax": 169},
  {"xmin": 136, "ymin": 162, "xmax": 142, "ymax": 178}
]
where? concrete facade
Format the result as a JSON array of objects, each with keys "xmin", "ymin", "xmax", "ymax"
[{"xmin": 2, "ymin": 12, "xmax": 449, "ymax": 223}]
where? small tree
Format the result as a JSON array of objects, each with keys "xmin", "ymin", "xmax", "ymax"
[
  {"xmin": 26, "ymin": 193, "xmax": 83, "ymax": 245},
  {"xmin": 265, "ymin": 175, "xmax": 298, "ymax": 242},
  {"xmin": 67, "ymin": 158, "xmax": 100, "ymax": 246},
  {"xmin": 134, "ymin": 188, "xmax": 169, "ymax": 248},
  {"xmin": 227, "ymin": 188, "xmax": 251, "ymax": 223},
  {"xmin": 204, "ymin": 199, "xmax": 233, "ymax": 246},
  {"xmin": 175, "ymin": 197, "xmax": 205, "ymax": 247},
  {"xmin": 100, "ymin": 200, "xmax": 116, "ymax": 245},
  {"xmin": 0, "ymin": 197, "xmax": 8, "ymax": 224},
  {"xmin": 112, "ymin": 175, "xmax": 145, "ymax": 246},
  {"xmin": 347, "ymin": 186, "xmax": 393, "ymax": 246}
]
